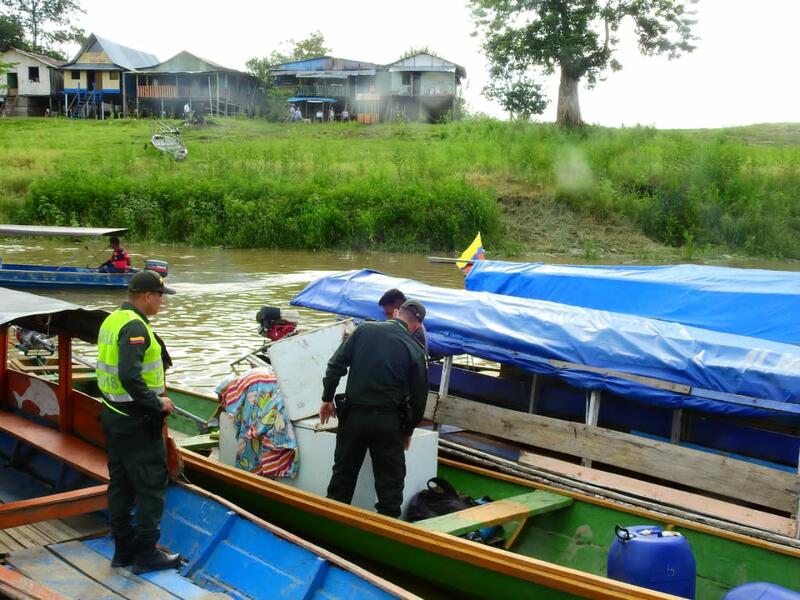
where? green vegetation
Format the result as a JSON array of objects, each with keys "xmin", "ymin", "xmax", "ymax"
[{"xmin": 1, "ymin": 118, "xmax": 799, "ymax": 257}]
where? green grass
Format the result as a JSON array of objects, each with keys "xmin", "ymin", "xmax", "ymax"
[{"xmin": 1, "ymin": 117, "xmax": 799, "ymax": 257}]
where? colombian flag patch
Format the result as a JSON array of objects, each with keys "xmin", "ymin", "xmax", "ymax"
[{"xmin": 129, "ymin": 336, "xmax": 145, "ymax": 345}]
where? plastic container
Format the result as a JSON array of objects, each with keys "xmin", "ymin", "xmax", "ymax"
[
  {"xmin": 607, "ymin": 525, "xmax": 696, "ymax": 599},
  {"xmin": 724, "ymin": 583, "xmax": 800, "ymax": 600},
  {"xmin": 144, "ymin": 259, "xmax": 169, "ymax": 277}
]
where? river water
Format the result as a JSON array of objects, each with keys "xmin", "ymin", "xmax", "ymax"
[
  {"xmin": 3, "ymin": 239, "xmax": 798, "ymax": 394},
  {"xmin": 1, "ymin": 239, "xmax": 466, "ymax": 393}
]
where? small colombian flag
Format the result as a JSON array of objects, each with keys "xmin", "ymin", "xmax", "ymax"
[
  {"xmin": 456, "ymin": 233, "xmax": 485, "ymax": 275},
  {"xmin": 129, "ymin": 336, "xmax": 145, "ymax": 345}
]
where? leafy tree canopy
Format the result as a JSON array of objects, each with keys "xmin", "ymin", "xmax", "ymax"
[
  {"xmin": 246, "ymin": 30, "xmax": 331, "ymax": 85},
  {"xmin": 0, "ymin": 13, "xmax": 24, "ymax": 50},
  {"xmin": 0, "ymin": 0, "xmax": 85, "ymax": 57},
  {"xmin": 399, "ymin": 45, "xmax": 438, "ymax": 60},
  {"xmin": 470, "ymin": 0, "xmax": 697, "ymax": 126}
]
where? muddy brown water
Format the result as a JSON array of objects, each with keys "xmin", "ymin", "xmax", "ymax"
[{"xmin": 2, "ymin": 238, "xmax": 798, "ymax": 394}]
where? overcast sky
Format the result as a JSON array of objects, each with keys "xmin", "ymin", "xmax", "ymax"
[{"xmin": 70, "ymin": 0, "xmax": 799, "ymax": 129}]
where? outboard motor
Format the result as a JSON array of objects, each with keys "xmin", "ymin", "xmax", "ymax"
[
  {"xmin": 608, "ymin": 525, "xmax": 696, "ymax": 599},
  {"xmin": 12, "ymin": 327, "xmax": 56, "ymax": 357},
  {"xmin": 256, "ymin": 306, "xmax": 300, "ymax": 342},
  {"xmin": 144, "ymin": 259, "xmax": 169, "ymax": 277}
]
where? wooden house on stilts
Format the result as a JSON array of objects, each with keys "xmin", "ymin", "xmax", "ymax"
[
  {"xmin": 60, "ymin": 34, "xmax": 157, "ymax": 118},
  {"xmin": 131, "ymin": 51, "xmax": 259, "ymax": 118},
  {"xmin": 0, "ymin": 48, "xmax": 63, "ymax": 117}
]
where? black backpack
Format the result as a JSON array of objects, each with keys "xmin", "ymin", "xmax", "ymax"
[{"xmin": 407, "ymin": 477, "xmax": 478, "ymax": 522}]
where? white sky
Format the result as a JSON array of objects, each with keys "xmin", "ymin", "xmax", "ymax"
[{"xmin": 68, "ymin": 0, "xmax": 799, "ymax": 128}]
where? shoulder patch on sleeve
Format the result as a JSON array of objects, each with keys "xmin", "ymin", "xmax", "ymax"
[{"xmin": 129, "ymin": 336, "xmax": 146, "ymax": 345}]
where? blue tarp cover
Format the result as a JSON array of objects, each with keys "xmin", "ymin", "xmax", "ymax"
[
  {"xmin": 466, "ymin": 261, "xmax": 800, "ymax": 346},
  {"xmin": 291, "ymin": 270, "xmax": 800, "ymax": 418}
]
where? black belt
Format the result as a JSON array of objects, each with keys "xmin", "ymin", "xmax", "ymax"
[{"xmin": 348, "ymin": 404, "xmax": 399, "ymax": 415}]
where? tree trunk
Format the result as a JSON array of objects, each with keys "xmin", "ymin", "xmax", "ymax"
[{"xmin": 556, "ymin": 68, "xmax": 583, "ymax": 127}]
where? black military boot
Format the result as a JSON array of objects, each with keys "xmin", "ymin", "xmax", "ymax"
[
  {"xmin": 111, "ymin": 535, "xmax": 134, "ymax": 567},
  {"xmin": 131, "ymin": 538, "xmax": 181, "ymax": 574}
]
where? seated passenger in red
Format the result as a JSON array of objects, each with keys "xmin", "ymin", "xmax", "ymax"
[{"xmin": 99, "ymin": 236, "xmax": 132, "ymax": 273}]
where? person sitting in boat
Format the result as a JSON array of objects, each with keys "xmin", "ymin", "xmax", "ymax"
[
  {"xmin": 378, "ymin": 288, "xmax": 428, "ymax": 356},
  {"xmin": 99, "ymin": 236, "xmax": 132, "ymax": 273}
]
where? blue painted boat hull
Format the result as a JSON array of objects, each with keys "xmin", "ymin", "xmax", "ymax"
[{"xmin": 0, "ymin": 263, "xmax": 132, "ymax": 289}]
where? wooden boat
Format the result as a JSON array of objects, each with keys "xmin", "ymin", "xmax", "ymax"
[
  {"xmin": 7, "ymin": 287, "xmax": 798, "ymax": 598},
  {"xmin": 0, "ymin": 288, "xmax": 410, "ymax": 600},
  {"xmin": 0, "ymin": 225, "xmax": 167, "ymax": 290},
  {"xmin": 178, "ymin": 324, "xmax": 799, "ymax": 599}
]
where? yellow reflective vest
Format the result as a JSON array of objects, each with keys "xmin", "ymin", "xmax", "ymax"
[{"xmin": 96, "ymin": 309, "xmax": 164, "ymax": 404}]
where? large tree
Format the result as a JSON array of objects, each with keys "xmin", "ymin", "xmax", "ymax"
[
  {"xmin": 246, "ymin": 30, "xmax": 331, "ymax": 85},
  {"xmin": 0, "ymin": 13, "xmax": 25, "ymax": 50},
  {"xmin": 470, "ymin": 0, "xmax": 697, "ymax": 126},
  {"xmin": 1, "ymin": 0, "xmax": 84, "ymax": 55}
]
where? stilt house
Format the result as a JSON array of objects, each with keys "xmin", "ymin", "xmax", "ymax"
[
  {"xmin": 0, "ymin": 48, "xmax": 63, "ymax": 116},
  {"xmin": 131, "ymin": 51, "xmax": 259, "ymax": 117},
  {"xmin": 59, "ymin": 34, "xmax": 157, "ymax": 118}
]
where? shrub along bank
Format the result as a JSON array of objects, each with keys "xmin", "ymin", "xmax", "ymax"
[{"xmin": 1, "ymin": 118, "xmax": 799, "ymax": 256}]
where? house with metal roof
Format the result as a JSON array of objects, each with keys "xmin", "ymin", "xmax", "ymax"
[
  {"xmin": 270, "ymin": 56, "xmax": 379, "ymax": 121},
  {"xmin": 130, "ymin": 50, "xmax": 259, "ymax": 118},
  {"xmin": 60, "ymin": 33, "xmax": 158, "ymax": 118},
  {"xmin": 0, "ymin": 48, "xmax": 63, "ymax": 117},
  {"xmin": 270, "ymin": 52, "xmax": 465, "ymax": 123},
  {"xmin": 377, "ymin": 52, "xmax": 466, "ymax": 122}
]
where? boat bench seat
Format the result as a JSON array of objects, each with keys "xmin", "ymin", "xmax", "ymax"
[
  {"xmin": 415, "ymin": 489, "xmax": 573, "ymax": 538},
  {"xmin": 0, "ymin": 412, "xmax": 108, "ymax": 482}
]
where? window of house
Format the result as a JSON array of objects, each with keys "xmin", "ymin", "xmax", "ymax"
[
  {"xmin": 71, "ymin": 70, "xmax": 80, "ymax": 80},
  {"xmin": 401, "ymin": 72, "xmax": 411, "ymax": 86},
  {"xmin": 28, "ymin": 66, "xmax": 39, "ymax": 82},
  {"xmin": 109, "ymin": 71, "xmax": 119, "ymax": 80}
]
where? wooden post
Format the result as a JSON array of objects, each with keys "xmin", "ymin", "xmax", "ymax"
[
  {"xmin": 216, "ymin": 73, "xmax": 220, "ymax": 116},
  {"xmin": 208, "ymin": 75, "xmax": 213, "ymax": 115},
  {"xmin": 670, "ymin": 409, "xmax": 683, "ymax": 444},
  {"xmin": 582, "ymin": 390, "xmax": 601, "ymax": 468},
  {"xmin": 135, "ymin": 74, "xmax": 139, "ymax": 115},
  {"xmin": 527, "ymin": 374, "xmax": 539, "ymax": 414},
  {"xmin": 435, "ymin": 356, "xmax": 453, "ymax": 430},
  {"xmin": 57, "ymin": 333, "xmax": 72, "ymax": 433},
  {"xmin": 0, "ymin": 327, "xmax": 7, "ymax": 409},
  {"xmin": 122, "ymin": 71, "xmax": 127, "ymax": 117}
]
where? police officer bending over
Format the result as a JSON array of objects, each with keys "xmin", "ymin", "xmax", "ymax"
[
  {"xmin": 319, "ymin": 299, "xmax": 429, "ymax": 518},
  {"xmin": 96, "ymin": 270, "xmax": 181, "ymax": 573}
]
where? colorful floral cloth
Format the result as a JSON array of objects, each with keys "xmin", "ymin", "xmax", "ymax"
[{"xmin": 216, "ymin": 368, "xmax": 298, "ymax": 478}]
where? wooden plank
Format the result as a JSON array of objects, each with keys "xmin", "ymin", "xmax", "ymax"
[
  {"xmin": 0, "ymin": 564, "xmax": 68, "ymax": 600},
  {"xmin": 519, "ymin": 452, "xmax": 798, "ymax": 538},
  {"xmin": 0, "ymin": 485, "xmax": 107, "ymax": 529},
  {"xmin": 57, "ymin": 334, "xmax": 72, "ymax": 434},
  {"xmin": 175, "ymin": 434, "xmax": 218, "ymax": 451},
  {"xmin": 49, "ymin": 541, "xmax": 177, "ymax": 600},
  {"xmin": 0, "ymin": 412, "xmax": 108, "ymax": 482},
  {"xmin": 416, "ymin": 490, "xmax": 573, "ymax": 537},
  {"xmin": 435, "ymin": 395, "xmax": 800, "ymax": 512},
  {"xmin": 6, "ymin": 546, "xmax": 119, "ymax": 600},
  {"xmin": 0, "ymin": 528, "xmax": 27, "ymax": 553}
]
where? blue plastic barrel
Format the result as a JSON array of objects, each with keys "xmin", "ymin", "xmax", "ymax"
[
  {"xmin": 724, "ymin": 583, "xmax": 800, "ymax": 600},
  {"xmin": 607, "ymin": 525, "xmax": 696, "ymax": 599}
]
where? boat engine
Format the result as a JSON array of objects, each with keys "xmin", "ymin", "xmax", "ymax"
[
  {"xmin": 144, "ymin": 259, "xmax": 169, "ymax": 277},
  {"xmin": 256, "ymin": 306, "xmax": 300, "ymax": 342},
  {"xmin": 13, "ymin": 326, "xmax": 56, "ymax": 357}
]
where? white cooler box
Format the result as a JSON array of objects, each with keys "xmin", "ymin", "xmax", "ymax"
[{"xmin": 219, "ymin": 321, "xmax": 439, "ymax": 519}]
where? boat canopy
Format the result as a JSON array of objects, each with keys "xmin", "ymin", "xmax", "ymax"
[
  {"xmin": 291, "ymin": 270, "xmax": 800, "ymax": 418},
  {"xmin": 0, "ymin": 287, "xmax": 108, "ymax": 343},
  {"xmin": 0, "ymin": 224, "xmax": 128, "ymax": 238},
  {"xmin": 466, "ymin": 261, "xmax": 800, "ymax": 347}
]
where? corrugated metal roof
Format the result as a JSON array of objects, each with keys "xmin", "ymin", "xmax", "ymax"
[
  {"xmin": 291, "ymin": 70, "xmax": 375, "ymax": 78},
  {"xmin": 387, "ymin": 53, "xmax": 466, "ymax": 79},
  {"xmin": 272, "ymin": 56, "xmax": 378, "ymax": 72},
  {"xmin": 135, "ymin": 50, "xmax": 252, "ymax": 77},
  {"xmin": 62, "ymin": 33, "xmax": 158, "ymax": 70},
  {"xmin": 6, "ymin": 47, "xmax": 63, "ymax": 68}
]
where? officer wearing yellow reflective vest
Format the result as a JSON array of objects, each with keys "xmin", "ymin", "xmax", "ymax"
[{"xmin": 96, "ymin": 269, "xmax": 181, "ymax": 574}]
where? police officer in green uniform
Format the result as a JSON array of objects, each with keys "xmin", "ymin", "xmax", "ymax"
[
  {"xmin": 319, "ymin": 299, "xmax": 428, "ymax": 518},
  {"xmin": 96, "ymin": 269, "xmax": 181, "ymax": 573}
]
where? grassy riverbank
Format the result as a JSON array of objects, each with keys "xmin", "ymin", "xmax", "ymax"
[{"xmin": 1, "ymin": 118, "xmax": 799, "ymax": 258}]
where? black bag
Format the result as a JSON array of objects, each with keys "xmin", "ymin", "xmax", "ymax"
[
  {"xmin": 406, "ymin": 477, "xmax": 477, "ymax": 522},
  {"xmin": 333, "ymin": 393, "xmax": 349, "ymax": 424}
]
